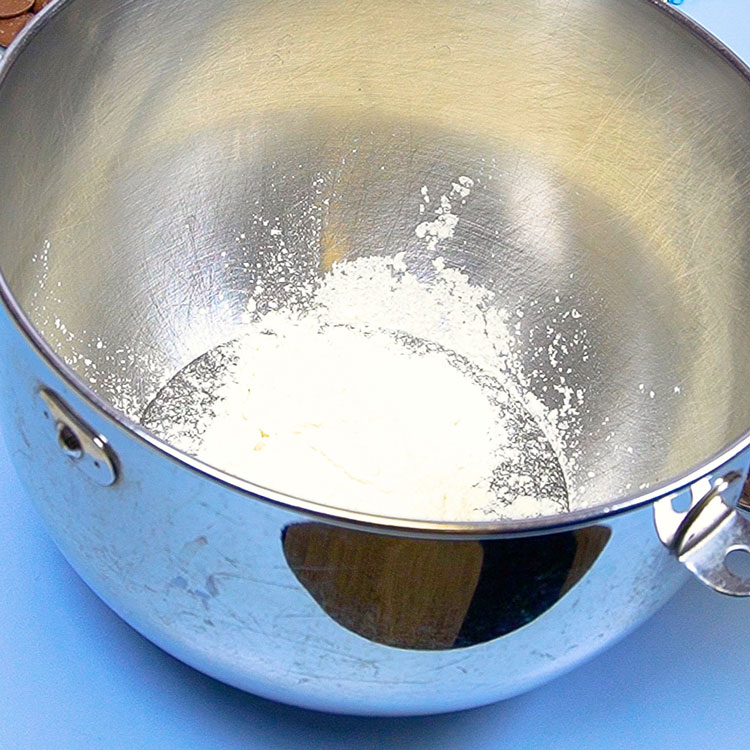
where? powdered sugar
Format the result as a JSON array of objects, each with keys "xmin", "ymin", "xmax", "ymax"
[
  {"xmin": 415, "ymin": 177, "xmax": 474, "ymax": 251},
  {"xmin": 26, "ymin": 173, "xmax": 644, "ymax": 521},
  {"xmin": 142, "ymin": 249, "xmax": 584, "ymax": 521}
]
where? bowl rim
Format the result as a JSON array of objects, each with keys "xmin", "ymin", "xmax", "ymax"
[{"xmin": 2, "ymin": 0, "xmax": 750, "ymax": 539}]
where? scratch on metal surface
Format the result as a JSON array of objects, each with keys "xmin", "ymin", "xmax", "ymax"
[{"xmin": 566, "ymin": 60, "xmax": 660, "ymax": 166}]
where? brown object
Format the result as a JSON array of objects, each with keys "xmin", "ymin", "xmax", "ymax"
[
  {"xmin": 284, "ymin": 523, "xmax": 484, "ymax": 650},
  {"xmin": 284, "ymin": 522, "xmax": 613, "ymax": 650},
  {"xmin": 0, "ymin": 0, "xmax": 33, "ymax": 19},
  {"xmin": 739, "ymin": 474, "xmax": 750, "ymax": 513},
  {"xmin": 32, "ymin": 0, "xmax": 50, "ymax": 11},
  {"xmin": 0, "ymin": 11, "xmax": 31, "ymax": 45},
  {"xmin": 559, "ymin": 526, "xmax": 612, "ymax": 597}
]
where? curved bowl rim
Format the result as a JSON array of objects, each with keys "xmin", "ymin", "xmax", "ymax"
[{"xmin": 2, "ymin": 0, "xmax": 750, "ymax": 538}]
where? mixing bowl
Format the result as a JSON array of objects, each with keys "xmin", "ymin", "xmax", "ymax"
[{"xmin": 1, "ymin": 0, "xmax": 750, "ymax": 715}]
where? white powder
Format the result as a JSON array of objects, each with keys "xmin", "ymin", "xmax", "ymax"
[
  {"xmin": 29, "ymin": 171, "xmax": 638, "ymax": 522},
  {"xmin": 415, "ymin": 177, "xmax": 473, "ymax": 251},
  {"xmin": 200, "ymin": 322, "xmax": 511, "ymax": 521},
  {"xmin": 143, "ymin": 251, "xmax": 579, "ymax": 521}
]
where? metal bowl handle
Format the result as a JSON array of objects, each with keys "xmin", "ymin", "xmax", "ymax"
[
  {"xmin": 39, "ymin": 388, "xmax": 118, "ymax": 487},
  {"xmin": 655, "ymin": 458, "xmax": 750, "ymax": 596}
]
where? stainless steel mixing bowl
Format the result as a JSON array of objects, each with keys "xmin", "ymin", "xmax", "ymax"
[{"xmin": 2, "ymin": 0, "xmax": 750, "ymax": 715}]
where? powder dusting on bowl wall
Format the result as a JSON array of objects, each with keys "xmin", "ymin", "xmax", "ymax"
[
  {"xmin": 4, "ymin": 0, "xmax": 750, "ymax": 718},
  {"xmin": 140, "ymin": 245, "xmax": 585, "ymax": 522}
]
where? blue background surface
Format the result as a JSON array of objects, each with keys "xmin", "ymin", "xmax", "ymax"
[{"xmin": 2, "ymin": 2, "xmax": 750, "ymax": 747}]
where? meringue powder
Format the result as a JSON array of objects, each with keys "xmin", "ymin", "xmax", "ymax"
[{"xmin": 145, "ymin": 248, "xmax": 583, "ymax": 522}]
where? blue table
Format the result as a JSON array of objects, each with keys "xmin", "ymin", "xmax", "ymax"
[{"xmin": 2, "ymin": 2, "xmax": 749, "ymax": 747}]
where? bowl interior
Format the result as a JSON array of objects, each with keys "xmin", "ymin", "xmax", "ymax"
[{"xmin": 2, "ymin": 0, "xmax": 750, "ymax": 520}]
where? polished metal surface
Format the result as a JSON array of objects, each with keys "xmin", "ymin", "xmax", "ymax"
[
  {"xmin": 0, "ymin": 312, "xmax": 694, "ymax": 713},
  {"xmin": 39, "ymin": 387, "xmax": 118, "ymax": 486},
  {"xmin": 2, "ymin": 0, "xmax": 750, "ymax": 527},
  {"xmin": 1, "ymin": 0, "xmax": 750, "ymax": 714},
  {"xmin": 678, "ymin": 505, "xmax": 750, "ymax": 597},
  {"xmin": 654, "ymin": 468, "xmax": 750, "ymax": 596}
]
